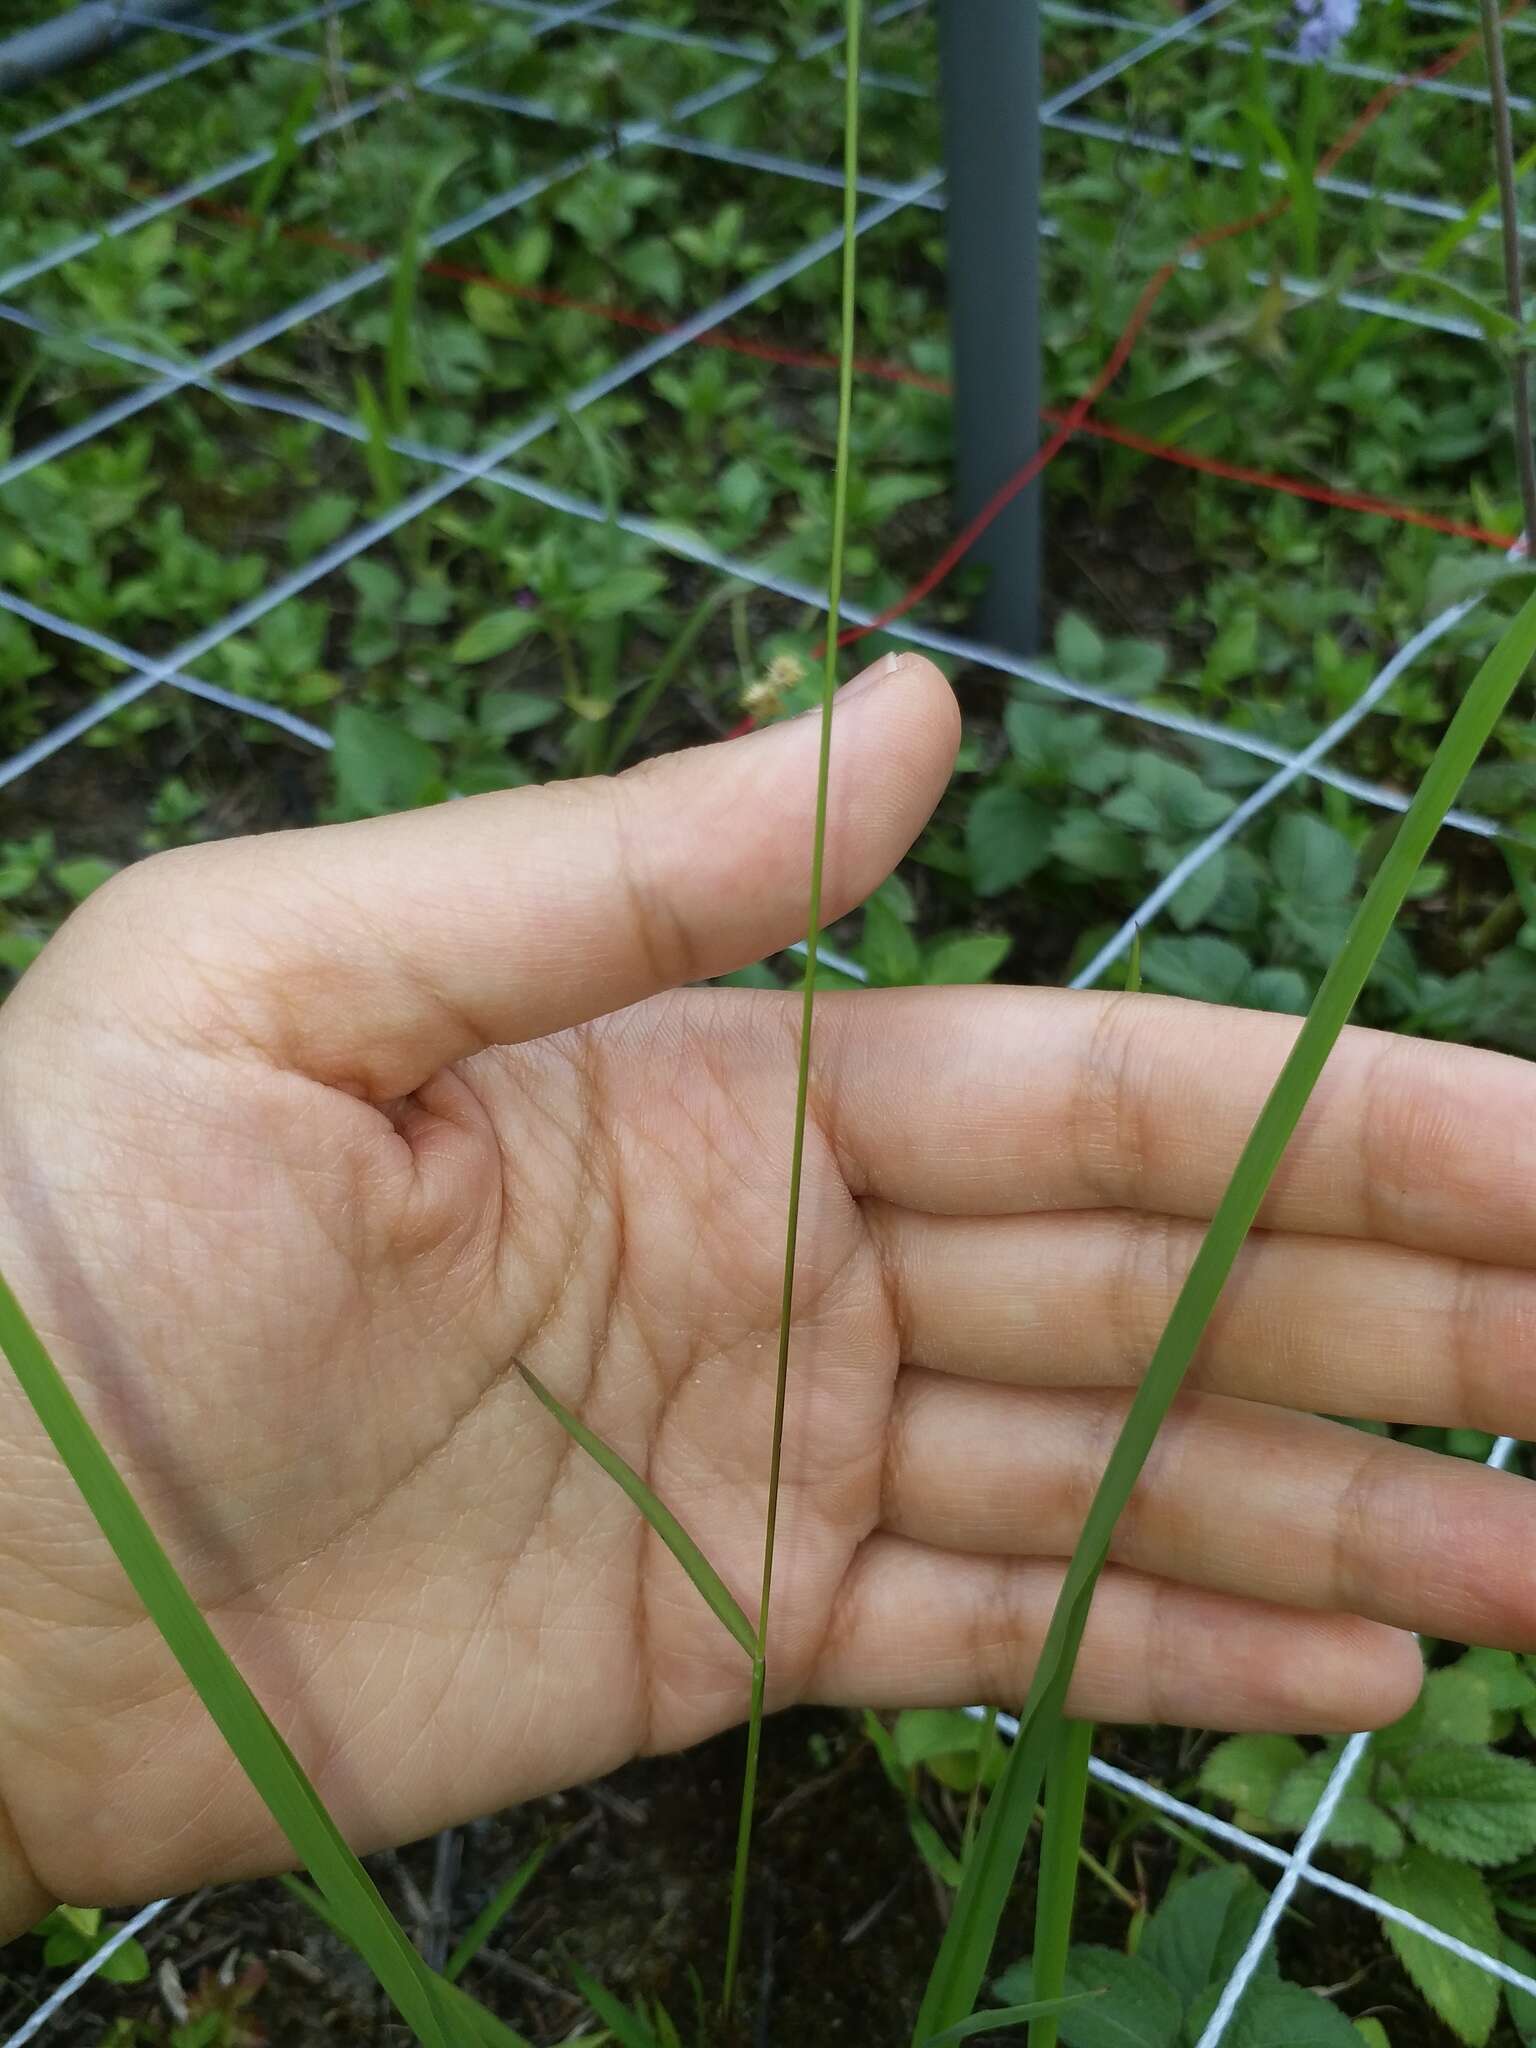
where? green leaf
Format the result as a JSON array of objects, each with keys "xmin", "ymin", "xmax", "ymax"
[
  {"xmin": 1373, "ymin": 1850, "xmax": 1500, "ymax": 2047},
  {"xmin": 1138, "ymin": 1865, "xmax": 1266, "ymax": 2009},
  {"xmin": 860, "ymin": 893, "xmax": 923, "ymax": 986},
  {"xmin": 966, "ymin": 787, "xmax": 1054, "ymax": 897},
  {"xmin": 579, "ymin": 567, "xmax": 667, "ymax": 620},
  {"xmin": 1141, "ymin": 934, "xmax": 1251, "ymax": 1005},
  {"xmin": 1424, "ymin": 1650, "xmax": 1536, "ymax": 1748},
  {"xmin": 0, "ymin": 1289, "xmax": 454, "ymax": 2047},
  {"xmin": 1399, "ymin": 1747, "xmax": 1536, "ymax": 1865},
  {"xmin": 1166, "ymin": 850, "xmax": 1228, "ymax": 932},
  {"xmin": 1055, "ymin": 612, "xmax": 1106, "ymax": 677},
  {"xmin": 1271, "ymin": 814, "xmax": 1356, "ymax": 905},
  {"xmin": 444, "ymin": 1840, "xmax": 549, "ymax": 1982},
  {"xmin": 1212, "ymin": 1979, "xmax": 1363, "ymax": 2047},
  {"xmin": 913, "ymin": 579, "xmax": 1536, "ymax": 2046},
  {"xmin": 52, "ymin": 857, "xmax": 117, "ymax": 903},
  {"xmin": 1353, "ymin": 2023, "xmax": 1391, "ymax": 2048},
  {"xmin": 994, "ymin": 1952, "xmax": 1180, "ymax": 2048},
  {"xmin": 574, "ymin": 1973, "xmax": 667, "ymax": 2048},
  {"xmin": 478, "ymin": 690, "xmax": 560, "ymax": 739},
  {"xmin": 1199, "ymin": 1734, "xmax": 1308, "ymax": 1831},
  {"xmin": 1501, "ymin": 1931, "xmax": 1536, "ymax": 2044},
  {"xmin": 924, "ymin": 933, "xmax": 1013, "ymax": 985},
  {"xmin": 1270, "ymin": 1750, "xmax": 1404, "ymax": 1858},
  {"xmin": 517, "ymin": 1366, "xmax": 756, "ymax": 1660},
  {"xmin": 894, "ymin": 1708, "xmax": 996, "ymax": 1793},
  {"xmin": 1050, "ymin": 812, "xmax": 1142, "ymax": 881},
  {"xmin": 923, "ymin": 1997, "xmax": 1097, "ymax": 2046},
  {"xmin": 287, "ymin": 492, "xmax": 358, "ymax": 561},
  {"xmin": 450, "ymin": 609, "xmax": 542, "ymax": 664},
  {"xmin": 331, "ymin": 708, "xmax": 441, "ymax": 818}
]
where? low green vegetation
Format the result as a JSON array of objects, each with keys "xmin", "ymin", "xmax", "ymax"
[{"xmin": 4, "ymin": 0, "xmax": 1536, "ymax": 2043}]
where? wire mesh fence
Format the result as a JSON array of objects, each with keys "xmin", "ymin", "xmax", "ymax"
[{"xmin": 1, "ymin": 0, "xmax": 1533, "ymax": 2040}]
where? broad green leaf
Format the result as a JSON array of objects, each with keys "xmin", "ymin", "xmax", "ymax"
[
  {"xmin": 579, "ymin": 567, "xmax": 667, "ymax": 621},
  {"xmin": 860, "ymin": 893, "xmax": 923, "ymax": 986},
  {"xmin": 450, "ymin": 609, "xmax": 542, "ymax": 664},
  {"xmin": 1422, "ymin": 1649, "xmax": 1536, "ymax": 1748},
  {"xmin": 331, "ymin": 707, "xmax": 441, "ymax": 818},
  {"xmin": 966, "ymin": 786, "xmax": 1054, "ymax": 897},
  {"xmin": 478, "ymin": 689, "xmax": 561, "ymax": 739},
  {"xmin": 0, "ymin": 1282, "xmax": 453, "ymax": 2048},
  {"xmin": 1400, "ymin": 1747, "xmax": 1536, "ymax": 1865},
  {"xmin": 1502, "ymin": 1931, "xmax": 1536, "ymax": 2044},
  {"xmin": 924, "ymin": 932, "xmax": 1013, "ymax": 985},
  {"xmin": 1166, "ymin": 850, "xmax": 1228, "ymax": 932},
  {"xmin": 914, "ymin": 585, "xmax": 1536, "ymax": 2044},
  {"xmin": 1055, "ymin": 612, "xmax": 1107, "ymax": 677},
  {"xmin": 1138, "ymin": 1865, "xmax": 1266, "ymax": 2008},
  {"xmin": 1374, "ymin": 1850, "xmax": 1500, "ymax": 2047},
  {"xmin": 287, "ymin": 492, "xmax": 358, "ymax": 562},
  {"xmin": 994, "ymin": 1953, "xmax": 1180, "ymax": 2048},
  {"xmin": 1050, "ymin": 813, "xmax": 1141, "ymax": 881},
  {"xmin": 52, "ymin": 857, "xmax": 117, "ymax": 903},
  {"xmin": 517, "ymin": 1366, "xmax": 756, "ymax": 1660},
  {"xmin": 1270, "ymin": 1750, "xmax": 1404, "ymax": 1859},
  {"xmin": 1141, "ymin": 934, "xmax": 1251, "ymax": 1005},
  {"xmin": 1271, "ymin": 813, "xmax": 1356, "ymax": 906},
  {"xmin": 1198, "ymin": 1733, "xmax": 1307, "ymax": 1831},
  {"xmin": 894, "ymin": 1707, "xmax": 995, "ymax": 1791},
  {"xmin": 1186, "ymin": 1978, "xmax": 1363, "ymax": 2047}
]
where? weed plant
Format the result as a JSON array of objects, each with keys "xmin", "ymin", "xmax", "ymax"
[{"xmin": 4, "ymin": 1, "xmax": 1536, "ymax": 2044}]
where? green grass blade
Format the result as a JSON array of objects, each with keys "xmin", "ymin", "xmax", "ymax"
[
  {"xmin": 915, "ymin": 583, "xmax": 1536, "ymax": 2040},
  {"xmin": 1028, "ymin": 1720, "xmax": 1093, "ymax": 2048},
  {"xmin": 444, "ymin": 1838, "xmax": 551, "ymax": 1982},
  {"xmin": 517, "ymin": 1365, "xmax": 756, "ymax": 1659},
  {"xmin": 722, "ymin": 0, "xmax": 866, "ymax": 2013},
  {"xmin": 1327, "ymin": 137, "xmax": 1536, "ymax": 378},
  {"xmin": 923, "ymin": 1996, "xmax": 1095, "ymax": 2046},
  {"xmin": 283, "ymin": 1876, "xmax": 534, "ymax": 2047},
  {"xmin": 0, "ymin": 1279, "xmax": 451, "ymax": 2048},
  {"xmin": 574, "ymin": 1970, "xmax": 668, "ymax": 2048}
]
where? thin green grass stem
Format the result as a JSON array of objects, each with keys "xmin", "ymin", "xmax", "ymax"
[
  {"xmin": 0, "ymin": 1278, "xmax": 452, "ymax": 2048},
  {"xmin": 1028, "ymin": 1721, "xmax": 1093, "ymax": 2048},
  {"xmin": 722, "ymin": 0, "xmax": 864, "ymax": 2014},
  {"xmin": 518, "ymin": 1366, "xmax": 757, "ymax": 1659},
  {"xmin": 914, "ymin": 584, "xmax": 1536, "ymax": 2041}
]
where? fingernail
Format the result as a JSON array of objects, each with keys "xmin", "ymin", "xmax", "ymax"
[{"xmin": 839, "ymin": 648, "xmax": 919, "ymax": 703}]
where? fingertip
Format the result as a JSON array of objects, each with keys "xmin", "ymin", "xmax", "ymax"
[{"xmin": 1273, "ymin": 1616, "xmax": 1424, "ymax": 1734}]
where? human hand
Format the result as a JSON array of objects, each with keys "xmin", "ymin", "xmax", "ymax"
[{"xmin": 2, "ymin": 649, "xmax": 1534, "ymax": 1936}]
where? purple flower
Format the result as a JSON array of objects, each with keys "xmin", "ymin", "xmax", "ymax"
[{"xmin": 1295, "ymin": 0, "xmax": 1361, "ymax": 58}]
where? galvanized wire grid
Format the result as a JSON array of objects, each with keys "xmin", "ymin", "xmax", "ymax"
[{"xmin": 0, "ymin": 0, "xmax": 1531, "ymax": 2039}]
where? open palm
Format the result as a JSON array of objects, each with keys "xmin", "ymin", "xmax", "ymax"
[{"xmin": 3, "ymin": 652, "xmax": 1535, "ymax": 1938}]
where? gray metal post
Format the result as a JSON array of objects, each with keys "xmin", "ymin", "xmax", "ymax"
[
  {"xmin": 938, "ymin": 0, "xmax": 1043, "ymax": 654},
  {"xmin": 0, "ymin": 0, "xmax": 209, "ymax": 94}
]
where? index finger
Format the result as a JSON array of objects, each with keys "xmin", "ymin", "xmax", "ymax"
[{"xmin": 816, "ymin": 986, "xmax": 1536, "ymax": 1264}]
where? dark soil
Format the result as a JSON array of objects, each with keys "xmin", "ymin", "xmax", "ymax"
[{"xmin": 1, "ymin": 1709, "xmax": 1501, "ymax": 2047}]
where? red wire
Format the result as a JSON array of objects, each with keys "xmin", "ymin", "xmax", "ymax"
[
  {"xmin": 830, "ymin": 0, "xmax": 1527, "ymax": 651},
  {"xmin": 77, "ymin": 7, "xmax": 1516, "ymax": 620}
]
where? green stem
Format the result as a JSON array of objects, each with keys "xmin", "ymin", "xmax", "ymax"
[
  {"xmin": 915, "ymin": 585, "xmax": 1536, "ymax": 2039},
  {"xmin": 721, "ymin": 0, "xmax": 864, "ymax": 2015},
  {"xmin": 1029, "ymin": 1722, "xmax": 1094, "ymax": 2048},
  {"xmin": 963, "ymin": 1709, "xmax": 998, "ymax": 1862},
  {"xmin": 1478, "ymin": 0, "xmax": 1536, "ymax": 539},
  {"xmin": 604, "ymin": 582, "xmax": 739, "ymax": 773}
]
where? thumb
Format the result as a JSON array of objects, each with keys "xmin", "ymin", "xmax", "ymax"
[{"xmin": 129, "ymin": 650, "xmax": 958, "ymax": 1098}]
